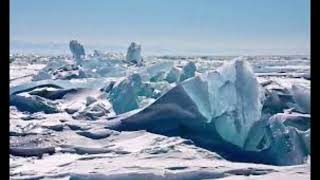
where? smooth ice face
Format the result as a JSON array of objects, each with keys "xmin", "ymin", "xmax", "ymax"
[
  {"xmin": 182, "ymin": 58, "xmax": 264, "ymax": 148},
  {"xmin": 290, "ymin": 84, "xmax": 310, "ymax": 113},
  {"xmin": 165, "ymin": 67, "xmax": 182, "ymax": 83},
  {"xmin": 180, "ymin": 62, "xmax": 197, "ymax": 81},
  {"xmin": 109, "ymin": 74, "xmax": 146, "ymax": 114},
  {"xmin": 126, "ymin": 42, "xmax": 142, "ymax": 64}
]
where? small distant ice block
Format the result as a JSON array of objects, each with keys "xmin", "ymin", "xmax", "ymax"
[
  {"xmin": 69, "ymin": 40, "xmax": 85, "ymax": 61},
  {"xmin": 126, "ymin": 42, "xmax": 142, "ymax": 65},
  {"xmin": 93, "ymin": 50, "xmax": 103, "ymax": 57}
]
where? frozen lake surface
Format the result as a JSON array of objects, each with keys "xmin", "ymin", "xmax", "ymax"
[{"xmin": 10, "ymin": 54, "xmax": 310, "ymax": 179}]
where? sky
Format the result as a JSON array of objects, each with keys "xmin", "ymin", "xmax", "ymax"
[{"xmin": 10, "ymin": 0, "xmax": 310, "ymax": 55}]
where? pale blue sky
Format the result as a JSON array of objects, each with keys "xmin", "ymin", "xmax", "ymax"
[{"xmin": 10, "ymin": 0, "xmax": 310, "ymax": 55}]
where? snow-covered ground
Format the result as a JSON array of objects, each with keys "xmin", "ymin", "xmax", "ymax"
[{"xmin": 10, "ymin": 54, "xmax": 310, "ymax": 179}]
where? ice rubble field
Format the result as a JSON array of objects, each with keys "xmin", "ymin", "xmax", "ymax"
[{"xmin": 10, "ymin": 46, "xmax": 310, "ymax": 179}]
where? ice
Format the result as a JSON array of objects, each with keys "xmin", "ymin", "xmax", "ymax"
[
  {"xmin": 302, "ymin": 129, "xmax": 310, "ymax": 154},
  {"xmin": 105, "ymin": 58, "xmax": 262, "ymax": 149},
  {"xmin": 261, "ymin": 114, "xmax": 309, "ymax": 165},
  {"xmin": 271, "ymin": 112, "xmax": 310, "ymax": 131},
  {"xmin": 290, "ymin": 84, "xmax": 310, "ymax": 113},
  {"xmin": 10, "ymin": 53, "xmax": 311, "ymax": 178},
  {"xmin": 138, "ymin": 82, "xmax": 155, "ymax": 97},
  {"xmin": 32, "ymin": 55, "xmax": 128, "ymax": 80},
  {"xmin": 179, "ymin": 58, "xmax": 264, "ymax": 148},
  {"xmin": 141, "ymin": 61, "xmax": 174, "ymax": 81},
  {"xmin": 93, "ymin": 50, "xmax": 103, "ymax": 57},
  {"xmin": 32, "ymin": 70, "xmax": 52, "ymax": 81},
  {"xmin": 10, "ymin": 93, "xmax": 59, "ymax": 114},
  {"xmin": 79, "ymin": 58, "xmax": 127, "ymax": 78},
  {"xmin": 165, "ymin": 67, "xmax": 182, "ymax": 83},
  {"xmin": 126, "ymin": 42, "xmax": 143, "ymax": 65},
  {"xmin": 104, "ymin": 58, "xmax": 310, "ymax": 165},
  {"xmin": 259, "ymin": 77, "xmax": 311, "ymax": 116},
  {"xmin": 32, "ymin": 59, "xmax": 70, "ymax": 81},
  {"xmin": 10, "ymin": 78, "xmax": 115, "ymax": 95},
  {"xmin": 262, "ymin": 88, "xmax": 293, "ymax": 115},
  {"xmin": 209, "ymin": 59, "xmax": 264, "ymax": 148},
  {"xmin": 244, "ymin": 112, "xmax": 310, "ymax": 165},
  {"xmin": 180, "ymin": 61, "xmax": 197, "ymax": 81},
  {"xmin": 69, "ymin": 40, "xmax": 85, "ymax": 62},
  {"xmin": 150, "ymin": 71, "xmax": 166, "ymax": 82},
  {"xmin": 73, "ymin": 100, "xmax": 114, "ymax": 120},
  {"xmin": 109, "ymin": 74, "xmax": 143, "ymax": 114}
]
